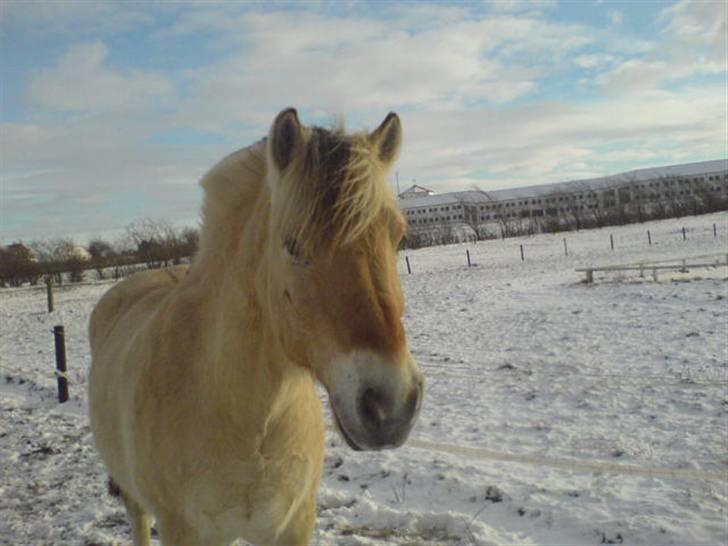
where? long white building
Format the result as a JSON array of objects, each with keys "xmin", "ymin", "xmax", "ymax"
[{"xmin": 398, "ymin": 159, "xmax": 728, "ymax": 245}]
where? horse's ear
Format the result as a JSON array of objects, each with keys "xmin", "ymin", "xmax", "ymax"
[
  {"xmin": 270, "ymin": 107, "xmax": 303, "ymax": 172},
  {"xmin": 369, "ymin": 112, "xmax": 402, "ymax": 165}
]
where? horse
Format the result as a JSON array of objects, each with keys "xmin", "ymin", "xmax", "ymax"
[{"xmin": 88, "ymin": 108, "xmax": 424, "ymax": 546}]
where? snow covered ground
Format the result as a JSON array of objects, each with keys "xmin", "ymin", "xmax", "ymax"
[{"xmin": 1, "ymin": 212, "xmax": 727, "ymax": 545}]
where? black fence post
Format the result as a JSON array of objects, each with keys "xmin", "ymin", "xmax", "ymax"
[
  {"xmin": 405, "ymin": 256, "xmax": 412, "ymax": 275},
  {"xmin": 46, "ymin": 277, "xmax": 54, "ymax": 313},
  {"xmin": 713, "ymin": 223, "xmax": 717, "ymax": 237},
  {"xmin": 648, "ymin": 230, "xmax": 652, "ymax": 246},
  {"xmin": 466, "ymin": 249, "xmax": 472, "ymax": 267},
  {"xmin": 682, "ymin": 227, "xmax": 686, "ymax": 241},
  {"xmin": 520, "ymin": 245, "xmax": 524, "ymax": 261},
  {"xmin": 563, "ymin": 238, "xmax": 568, "ymax": 257},
  {"xmin": 53, "ymin": 325, "xmax": 68, "ymax": 403},
  {"xmin": 610, "ymin": 233, "xmax": 614, "ymax": 251}
]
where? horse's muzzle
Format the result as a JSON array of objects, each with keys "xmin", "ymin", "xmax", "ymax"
[{"xmin": 331, "ymin": 363, "xmax": 423, "ymax": 451}]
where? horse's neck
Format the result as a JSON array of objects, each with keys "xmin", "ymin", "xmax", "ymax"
[{"xmin": 184, "ymin": 150, "xmax": 300, "ymax": 415}]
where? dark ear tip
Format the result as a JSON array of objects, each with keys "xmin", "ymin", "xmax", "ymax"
[
  {"xmin": 382, "ymin": 112, "xmax": 400, "ymax": 129},
  {"xmin": 271, "ymin": 107, "xmax": 302, "ymax": 171},
  {"xmin": 276, "ymin": 107, "xmax": 299, "ymax": 124},
  {"xmin": 371, "ymin": 112, "xmax": 402, "ymax": 163}
]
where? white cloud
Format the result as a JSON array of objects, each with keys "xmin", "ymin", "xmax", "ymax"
[
  {"xmin": 0, "ymin": 118, "xmax": 212, "ymax": 242},
  {"xmin": 2, "ymin": 2, "xmax": 725, "ymax": 243},
  {"xmin": 26, "ymin": 42, "xmax": 173, "ymax": 113},
  {"xmin": 397, "ymin": 84, "xmax": 725, "ymax": 191},
  {"xmin": 607, "ymin": 10, "xmax": 623, "ymax": 26},
  {"xmin": 574, "ymin": 53, "xmax": 617, "ymax": 69},
  {"xmin": 582, "ymin": 0, "xmax": 726, "ymax": 95},
  {"xmin": 485, "ymin": 0, "xmax": 559, "ymax": 14},
  {"xmin": 658, "ymin": 0, "xmax": 727, "ymax": 65},
  {"xmin": 169, "ymin": 10, "xmax": 590, "ymax": 131}
]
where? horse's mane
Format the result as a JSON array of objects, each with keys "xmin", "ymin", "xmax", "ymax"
[
  {"xmin": 199, "ymin": 126, "xmax": 398, "ymax": 259},
  {"xmin": 274, "ymin": 126, "xmax": 397, "ymax": 255}
]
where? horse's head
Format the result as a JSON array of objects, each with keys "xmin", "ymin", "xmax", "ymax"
[{"xmin": 264, "ymin": 108, "xmax": 423, "ymax": 451}]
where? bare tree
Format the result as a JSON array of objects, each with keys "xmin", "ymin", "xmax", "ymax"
[
  {"xmin": 87, "ymin": 238, "xmax": 116, "ymax": 279},
  {"xmin": 0, "ymin": 243, "xmax": 39, "ymax": 287},
  {"xmin": 126, "ymin": 218, "xmax": 175, "ymax": 268}
]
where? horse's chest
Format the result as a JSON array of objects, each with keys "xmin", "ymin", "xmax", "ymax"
[{"xmin": 185, "ymin": 451, "xmax": 319, "ymax": 540}]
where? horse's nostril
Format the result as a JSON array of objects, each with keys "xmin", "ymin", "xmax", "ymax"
[
  {"xmin": 360, "ymin": 388, "xmax": 388, "ymax": 429},
  {"xmin": 406, "ymin": 382, "xmax": 422, "ymax": 416}
]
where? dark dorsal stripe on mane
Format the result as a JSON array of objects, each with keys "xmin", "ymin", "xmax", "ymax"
[
  {"xmin": 304, "ymin": 128, "xmax": 352, "ymax": 216},
  {"xmin": 274, "ymin": 125, "xmax": 395, "ymax": 256}
]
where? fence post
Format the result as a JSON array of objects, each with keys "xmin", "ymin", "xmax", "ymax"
[
  {"xmin": 714, "ymin": 223, "xmax": 717, "ymax": 237},
  {"xmin": 45, "ymin": 277, "xmax": 54, "ymax": 313},
  {"xmin": 610, "ymin": 233, "xmax": 614, "ymax": 251},
  {"xmin": 563, "ymin": 238, "xmax": 568, "ymax": 257},
  {"xmin": 647, "ymin": 230, "xmax": 652, "ymax": 246},
  {"xmin": 520, "ymin": 245, "xmax": 524, "ymax": 261},
  {"xmin": 682, "ymin": 226, "xmax": 686, "ymax": 240},
  {"xmin": 405, "ymin": 256, "xmax": 412, "ymax": 275},
  {"xmin": 466, "ymin": 249, "xmax": 472, "ymax": 267},
  {"xmin": 53, "ymin": 325, "xmax": 69, "ymax": 403}
]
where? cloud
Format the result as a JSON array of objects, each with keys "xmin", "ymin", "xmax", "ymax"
[
  {"xmin": 397, "ymin": 84, "xmax": 725, "ymax": 191},
  {"xmin": 485, "ymin": 0, "xmax": 559, "ymax": 14},
  {"xmin": 2, "ymin": 2, "xmax": 724, "ymax": 243},
  {"xmin": 26, "ymin": 41, "xmax": 174, "ymax": 114},
  {"xmin": 574, "ymin": 53, "xmax": 617, "ymax": 69},
  {"xmin": 0, "ymin": 0, "xmax": 155, "ymax": 36},
  {"xmin": 0, "ymin": 118, "xmax": 212, "ymax": 242},
  {"xmin": 581, "ymin": 0, "xmax": 725, "ymax": 96},
  {"xmin": 659, "ymin": 0, "xmax": 727, "ymax": 69},
  {"xmin": 607, "ymin": 10, "xmax": 623, "ymax": 26},
  {"xmin": 169, "ymin": 9, "xmax": 590, "ymax": 131}
]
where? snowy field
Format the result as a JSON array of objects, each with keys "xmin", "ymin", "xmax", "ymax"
[{"xmin": 1, "ymin": 212, "xmax": 727, "ymax": 545}]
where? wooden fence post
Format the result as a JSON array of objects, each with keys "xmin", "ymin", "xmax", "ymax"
[
  {"xmin": 53, "ymin": 325, "xmax": 69, "ymax": 403},
  {"xmin": 45, "ymin": 277, "xmax": 54, "ymax": 313},
  {"xmin": 405, "ymin": 256, "xmax": 412, "ymax": 275}
]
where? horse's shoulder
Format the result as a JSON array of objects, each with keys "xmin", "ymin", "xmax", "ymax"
[{"xmin": 89, "ymin": 266, "xmax": 189, "ymax": 348}]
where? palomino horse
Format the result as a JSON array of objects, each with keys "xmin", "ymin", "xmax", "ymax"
[{"xmin": 88, "ymin": 108, "xmax": 423, "ymax": 546}]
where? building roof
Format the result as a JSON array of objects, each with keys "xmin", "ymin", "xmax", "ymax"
[
  {"xmin": 398, "ymin": 159, "xmax": 728, "ymax": 209},
  {"xmin": 398, "ymin": 184, "xmax": 434, "ymax": 198}
]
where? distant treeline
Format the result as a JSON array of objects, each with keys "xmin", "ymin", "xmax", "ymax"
[{"xmin": 0, "ymin": 218, "xmax": 199, "ymax": 288}]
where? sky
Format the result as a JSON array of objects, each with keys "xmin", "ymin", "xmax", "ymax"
[{"xmin": 0, "ymin": 0, "xmax": 726, "ymax": 244}]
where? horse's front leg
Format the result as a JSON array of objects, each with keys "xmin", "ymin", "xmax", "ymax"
[
  {"xmin": 155, "ymin": 513, "xmax": 214, "ymax": 546},
  {"xmin": 269, "ymin": 497, "xmax": 317, "ymax": 546}
]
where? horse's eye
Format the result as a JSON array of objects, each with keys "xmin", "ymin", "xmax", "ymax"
[
  {"xmin": 284, "ymin": 237, "xmax": 299, "ymax": 257},
  {"xmin": 284, "ymin": 237, "xmax": 309, "ymax": 266}
]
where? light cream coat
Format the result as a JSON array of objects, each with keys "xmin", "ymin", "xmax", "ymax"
[{"xmin": 88, "ymin": 109, "xmax": 423, "ymax": 545}]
